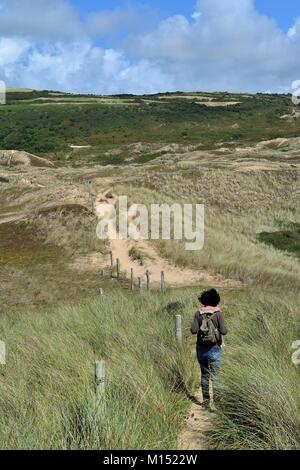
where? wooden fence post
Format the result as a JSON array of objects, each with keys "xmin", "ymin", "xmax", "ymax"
[
  {"xmin": 84, "ymin": 180, "xmax": 95, "ymax": 213},
  {"xmin": 0, "ymin": 340, "xmax": 5, "ymax": 366},
  {"xmin": 175, "ymin": 315, "xmax": 182, "ymax": 343},
  {"xmin": 138, "ymin": 277, "xmax": 142, "ymax": 292},
  {"xmin": 110, "ymin": 251, "xmax": 113, "ymax": 268},
  {"xmin": 146, "ymin": 270, "xmax": 151, "ymax": 291},
  {"xmin": 130, "ymin": 268, "xmax": 134, "ymax": 291},
  {"xmin": 160, "ymin": 271, "xmax": 165, "ymax": 293},
  {"xmin": 89, "ymin": 193, "xmax": 95, "ymax": 213},
  {"xmin": 116, "ymin": 258, "xmax": 120, "ymax": 279},
  {"xmin": 94, "ymin": 361, "xmax": 105, "ymax": 411},
  {"xmin": 99, "ymin": 288, "xmax": 104, "ymax": 296}
]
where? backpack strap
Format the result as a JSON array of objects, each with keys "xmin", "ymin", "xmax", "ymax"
[{"xmin": 199, "ymin": 311, "xmax": 219, "ymax": 319}]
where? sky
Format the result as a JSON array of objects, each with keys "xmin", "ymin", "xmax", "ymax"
[{"xmin": 0, "ymin": 0, "xmax": 300, "ymax": 94}]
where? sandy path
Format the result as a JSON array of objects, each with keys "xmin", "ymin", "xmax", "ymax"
[
  {"xmin": 178, "ymin": 391, "xmax": 214, "ymax": 450},
  {"xmin": 94, "ymin": 192, "xmax": 234, "ymax": 287},
  {"xmin": 0, "ymin": 213, "xmax": 26, "ymax": 225},
  {"xmin": 95, "ymin": 191, "xmax": 223, "ymax": 448},
  {"xmin": 109, "ymin": 236, "xmax": 219, "ymax": 286}
]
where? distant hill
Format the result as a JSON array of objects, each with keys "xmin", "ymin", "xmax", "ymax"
[{"xmin": 0, "ymin": 88, "xmax": 297, "ymax": 164}]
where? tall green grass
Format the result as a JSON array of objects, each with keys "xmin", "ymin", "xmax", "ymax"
[
  {"xmin": 1, "ymin": 286, "xmax": 299, "ymax": 449},
  {"xmin": 212, "ymin": 291, "xmax": 300, "ymax": 450},
  {"xmin": 0, "ymin": 166, "xmax": 299, "ymax": 449},
  {"xmin": 0, "ymin": 291, "xmax": 197, "ymax": 450}
]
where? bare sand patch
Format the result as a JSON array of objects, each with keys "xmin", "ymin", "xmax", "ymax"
[{"xmin": 0, "ymin": 150, "xmax": 54, "ymax": 168}]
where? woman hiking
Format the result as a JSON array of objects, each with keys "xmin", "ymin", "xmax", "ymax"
[{"xmin": 191, "ymin": 289, "xmax": 228, "ymax": 410}]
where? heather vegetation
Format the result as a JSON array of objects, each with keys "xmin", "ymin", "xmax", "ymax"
[{"xmin": 0, "ymin": 90, "xmax": 298, "ymax": 165}]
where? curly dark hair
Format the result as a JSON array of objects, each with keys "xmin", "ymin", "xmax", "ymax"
[{"xmin": 198, "ymin": 288, "xmax": 220, "ymax": 307}]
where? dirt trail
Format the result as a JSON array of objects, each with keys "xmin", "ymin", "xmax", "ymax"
[
  {"xmin": 178, "ymin": 391, "xmax": 214, "ymax": 450},
  {"xmin": 94, "ymin": 190, "xmax": 226, "ymax": 450},
  {"xmin": 94, "ymin": 191, "xmax": 237, "ymax": 287},
  {"xmin": 109, "ymin": 235, "xmax": 218, "ymax": 286},
  {"xmin": 0, "ymin": 213, "xmax": 26, "ymax": 225}
]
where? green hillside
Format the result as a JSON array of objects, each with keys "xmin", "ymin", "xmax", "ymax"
[{"xmin": 0, "ymin": 90, "xmax": 299, "ymax": 164}]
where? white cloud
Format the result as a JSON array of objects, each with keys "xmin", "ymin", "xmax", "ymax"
[
  {"xmin": 122, "ymin": 0, "xmax": 300, "ymax": 93},
  {"xmin": 0, "ymin": 39, "xmax": 168, "ymax": 95},
  {"xmin": 192, "ymin": 12, "xmax": 201, "ymax": 22},
  {"xmin": 0, "ymin": 0, "xmax": 300, "ymax": 94},
  {"xmin": 288, "ymin": 17, "xmax": 300, "ymax": 39},
  {"xmin": 119, "ymin": 59, "xmax": 174, "ymax": 95},
  {"xmin": 7, "ymin": 42, "xmax": 125, "ymax": 94},
  {"xmin": 0, "ymin": 0, "xmax": 83, "ymax": 40},
  {"xmin": 86, "ymin": 5, "xmax": 156, "ymax": 37},
  {"xmin": 0, "ymin": 37, "xmax": 30, "ymax": 66}
]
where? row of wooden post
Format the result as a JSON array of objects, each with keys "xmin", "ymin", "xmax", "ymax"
[
  {"xmin": 94, "ymin": 314, "xmax": 182, "ymax": 405},
  {"xmin": 110, "ymin": 252, "xmax": 165, "ymax": 292},
  {"xmin": 99, "ymin": 257, "xmax": 165, "ymax": 296},
  {"xmin": 109, "ymin": 252, "xmax": 165, "ymax": 292}
]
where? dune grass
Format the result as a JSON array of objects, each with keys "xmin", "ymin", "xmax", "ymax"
[
  {"xmin": 258, "ymin": 224, "xmax": 300, "ymax": 259},
  {"xmin": 32, "ymin": 211, "xmax": 106, "ymax": 256},
  {"xmin": 212, "ymin": 291, "xmax": 300, "ymax": 450},
  {"xmin": 0, "ymin": 291, "xmax": 197, "ymax": 449},
  {"xmin": 0, "ymin": 286, "xmax": 299, "ymax": 450},
  {"xmin": 113, "ymin": 183, "xmax": 300, "ymax": 290},
  {"xmin": 0, "ymin": 136, "xmax": 299, "ymax": 449},
  {"xmin": 100, "ymin": 181, "xmax": 300, "ymax": 450}
]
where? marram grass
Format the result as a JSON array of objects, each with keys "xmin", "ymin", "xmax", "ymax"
[{"xmin": 0, "ymin": 287, "xmax": 299, "ymax": 449}]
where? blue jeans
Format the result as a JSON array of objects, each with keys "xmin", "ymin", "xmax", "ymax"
[{"xmin": 197, "ymin": 346, "xmax": 222, "ymax": 402}]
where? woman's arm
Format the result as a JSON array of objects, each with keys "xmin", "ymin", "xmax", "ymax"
[
  {"xmin": 218, "ymin": 312, "xmax": 228, "ymax": 336},
  {"xmin": 191, "ymin": 312, "xmax": 201, "ymax": 334}
]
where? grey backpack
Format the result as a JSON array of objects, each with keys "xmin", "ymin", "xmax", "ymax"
[{"xmin": 198, "ymin": 312, "xmax": 220, "ymax": 345}]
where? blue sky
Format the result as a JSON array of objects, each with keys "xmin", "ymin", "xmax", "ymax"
[
  {"xmin": 72, "ymin": 0, "xmax": 298, "ymax": 32},
  {"xmin": 255, "ymin": 0, "xmax": 298, "ymax": 31},
  {"xmin": 82, "ymin": 0, "xmax": 295, "ymax": 55},
  {"xmin": 0, "ymin": 0, "xmax": 300, "ymax": 94}
]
